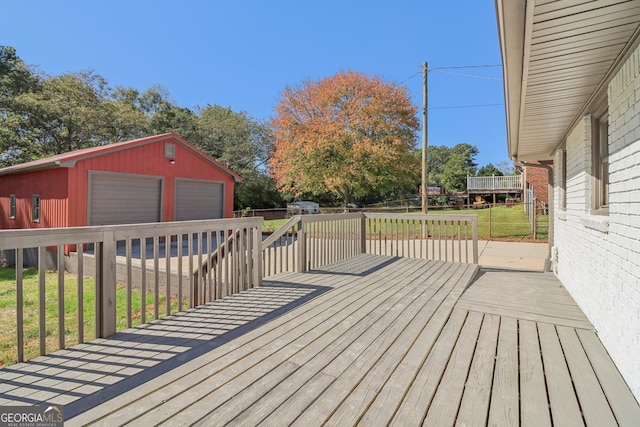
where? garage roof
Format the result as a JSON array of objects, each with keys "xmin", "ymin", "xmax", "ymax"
[
  {"xmin": 0, "ymin": 133, "xmax": 242, "ymax": 181},
  {"xmin": 496, "ymin": 0, "xmax": 640, "ymax": 162}
]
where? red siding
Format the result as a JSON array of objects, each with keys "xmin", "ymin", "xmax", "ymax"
[
  {"xmin": 0, "ymin": 169, "xmax": 69, "ymax": 230},
  {"xmin": 67, "ymin": 137, "xmax": 235, "ymax": 226},
  {"xmin": 1, "ymin": 135, "xmax": 237, "ymax": 230}
]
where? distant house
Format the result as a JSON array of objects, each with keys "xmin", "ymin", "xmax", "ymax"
[
  {"xmin": 0, "ymin": 133, "xmax": 242, "ymax": 231},
  {"xmin": 497, "ymin": 1, "xmax": 640, "ymax": 400}
]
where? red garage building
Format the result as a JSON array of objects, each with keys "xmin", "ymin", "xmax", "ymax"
[{"xmin": 0, "ymin": 133, "xmax": 242, "ymax": 230}]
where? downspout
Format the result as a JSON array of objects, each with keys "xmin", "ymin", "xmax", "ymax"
[{"xmin": 517, "ymin": 161, "xmax": 554, "ymax": 272}]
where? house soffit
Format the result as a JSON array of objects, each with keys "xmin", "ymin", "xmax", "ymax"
[{"xmin": 498, "ymin": 0, "xmax": 640, "ymax": 162}]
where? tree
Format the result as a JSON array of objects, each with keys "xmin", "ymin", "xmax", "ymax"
[
  {"xmin": 106, "ymin": 86, "xmax": 149, "ymax": 142},
  {"xmin": 234, "ymin": 172, "xmax": 284, "ymax": 210},
  {"xmin": 1, "ymin": 69, "xmax": 117, "ymax": 164},
  {"xmin": 270, "ymin": 71, "xmax": 420, "ymax": 205},
  {"xmin": 195, "ymin": 105, "xmax": 271, "ymax": 176},
  {"xmin": 425, "ymin": 145, "xmax": 452, "ymax": 185},
  {"xmin": 477, "ymin": 163, "xmax": 503, "ymax": 177},
  {"xmin": 193, "ymin": 105, "xmax": 278, "ymax": 209},
  {"xmin": 149, "ymin": 103, "xmax": 198, "ymax": 141},
  {"xmin": 496, "ymin": 159, "xmax": 516, "ymax": 175},
  {"xmin": 417, "ymin": 143, "xmax": 480, "ymax": 191},
  {"xmin": 440, "ymin": 143, "xmax": 478, "ymax": 192},
  {"xmin": 1, "ymin": 46, "xmax": 41, "ymax": 165},
  {"xmin": 27, "ymin": 72, "xmax": 113, "ymax": 151},
  {"xmin": 0, "ymin": 46, "xmax": 38, "ymax": 104},
  {"xmin": 0, "ymin": 46, "xmax": 283, "ymax": 209}
]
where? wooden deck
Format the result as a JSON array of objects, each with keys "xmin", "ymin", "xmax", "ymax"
[{"xmin": 1, "ymin": 254, "xmax": 639, "ymax": 426}]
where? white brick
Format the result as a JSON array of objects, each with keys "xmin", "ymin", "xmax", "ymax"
[{"xmin": 555, "ymin": 43, "xmax": 640, "ymax": 401}]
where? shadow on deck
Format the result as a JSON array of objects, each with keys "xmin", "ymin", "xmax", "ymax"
[
  {"xmin": 0, "ymin": 281, "xmax": 330, "ymax": 418},
  {"xmin": 1, "ymin": 254, "xmax": 639, "ymax": 426}
]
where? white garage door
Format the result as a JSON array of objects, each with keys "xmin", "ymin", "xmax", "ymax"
[
  {"xmin": 89, "ymin": 172, "xmax": 162, "ymax": 225},
  {"xmin": 175, "ymin": 179, "xmax": 224, "ymax": 221}
]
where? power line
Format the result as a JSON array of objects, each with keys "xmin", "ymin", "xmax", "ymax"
[
  {"xmin": 431, "ymin": 69, "xmax": 502, "ymax": 81},
  {"xmin": 398, "ymin": 64, "xmax": 502, "ymax": 85},
  {"xmin": 398, "ymin": 71, "xmax": 421, "ymax": 85},
  {"xmin": 429, "ymin": 103, "xmax": 503, "ymax": 110},
  {"xmin": 428, "ymin": 64, "xmax": 502, "ymax": 71}
]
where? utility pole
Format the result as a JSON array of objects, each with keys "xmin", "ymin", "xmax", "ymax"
[{"xmin": 421, "ymin": 61, "xmax": 429, "ymax": 213}]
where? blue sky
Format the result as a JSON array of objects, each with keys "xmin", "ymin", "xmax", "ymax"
[{"xmin": 2, "ymin": 0, "xmax": 507, "ymax": 169}]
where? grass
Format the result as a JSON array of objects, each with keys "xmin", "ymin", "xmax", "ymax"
[
  {"xmin": 0, "ymin": 266, "xmax": 187, "ymax": 368},
  {"xmin": 261, "ymin": 206, "xmax": 548, "ymax": 241},
  {"xmin": 262, "ymin": 218, "xmax": 288, "ymax": 233},
  {"xmin": 427, "ymin": 205, "xmax": 549, "ymax": 240}
]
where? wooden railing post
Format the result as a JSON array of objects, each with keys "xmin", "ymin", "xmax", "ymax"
[
  {"xmin": 97, "ymin": 231, "xmax": 117, "ymax": 338},
  {"xmin": 253, "ymin": 222, "xmax": 263, "ymax": 287},
  {"xmin": 16, "ymin": 249, "xmax": 24, "ymax": 362},
  {"xmin": 472, "ymin": 216, "xmax": 479, "ymax": 264},
  {"xmin": 360, "ymin": 213, "xmax": 367, "ymax": 254},
  {"xmin": 297, "ymin": 222, "xmax": 306, "ymax": 273}
]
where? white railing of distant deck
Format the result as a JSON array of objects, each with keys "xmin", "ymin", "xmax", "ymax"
[{"xmin": 467, "ymin": 175, "xmax": 522, "ymax": 191}]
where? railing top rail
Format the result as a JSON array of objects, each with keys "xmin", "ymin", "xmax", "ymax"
[
  {"xmin": 262, "ymin": 216, "xmax": 302, "ymax": 248},
  {"xmin": 467, "ymin": 175, "xmax": 522, "ymax": 190},
  {"xmin": 300, "ymin": 212, "xmax": 362, "ymax": 224},
  {"xmin": 0, "ymin": 217, "xmax": 263, "ymax": 250},
  {"xmin": 363, "ymin": 212, "xmax": 478, "ymax": 223}
]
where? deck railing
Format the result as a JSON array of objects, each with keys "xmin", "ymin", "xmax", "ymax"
[
  {"xmin": 262, "ymin": 212, "xmax": 478, "ymax": 277},
  {"xmin": 467, "ymin": 175, "xmax": 522, "ymax": 191},
  {"xmin": 0, "ymin": 212, "xmax": 477, "ymax": 365},
  {"xmin": 364, "ymin": 213, "xmax": 478, "ymax": 264},
  {"xmin": 0, "ymin": 217, "xmax": 262, "ymax": 365}
]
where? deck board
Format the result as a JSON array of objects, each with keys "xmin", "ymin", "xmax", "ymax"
[
  {"xmin": 537, "ymin": 322, "xmax": 583, "ymax": 426},
  {"xmin": 487, "ymin": 316, "xmax": 519, "ymax": 427},
  {"xmin": 422, "ymin": 310, "xmax": 484, "ymax": 426},
  {"xmin": 576, "ymin": 329, "xmax": 640, "ymax": 427},
  {"xmin": 94, "ymin": 259, "xmax": 430, "ymax": 425},
  {"xmin": 295, "ymin": 264, "xmax": 474, "ymax": 426},
  {"xmin": 557, "ymin": 326, "xmax": 618, "ymax": 427},
  {"xmin": 456, "ymin": 270, "xmax": 593, "ymax": 329},
  {"xmin": 1, "ymin": 253, "xmax": 638, "ymax": 426},
  {"xmin": 519, "ymin": 320, "xmax": 552, "ymax": 427},
  {"xmin": 386, "ymin": 308, "xmax": 468, "ymax": 426},
  {"xmin": 455, "ymin": 313, "xmax": 500, "ymax": 427}
]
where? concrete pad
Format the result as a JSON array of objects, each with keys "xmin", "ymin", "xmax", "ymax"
[{"xmin": 478, "ymin": 240, "xmax": 549, "ymax": 271}]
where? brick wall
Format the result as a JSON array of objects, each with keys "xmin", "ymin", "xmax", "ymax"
[
  {"xmin": 553, "ymin": 43, "xmax": 640, "ymax": 401},
  {"xmin": 523, "ymin": 165, "xmax": 550, "ymax": 206}
]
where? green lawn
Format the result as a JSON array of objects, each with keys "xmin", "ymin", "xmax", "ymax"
[
  {"xmin": 427, "ymin": 206, "xmax": 549, "ymax": 240},
  {"xmin": 0, "ymin": 267, "xmax": 186, "ymax": 367},
  {"xmin": 261, "ymin": 206, "xmax": 548, "ymax": 241}
]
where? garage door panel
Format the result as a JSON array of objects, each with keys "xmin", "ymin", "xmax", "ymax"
[
  {"xmin": 175, "ymin": 179, "xmax": 224, "ymax": 221},
  {"xmin": 89, "ymin": 173, "xmax": 162, "ymax": 225}
]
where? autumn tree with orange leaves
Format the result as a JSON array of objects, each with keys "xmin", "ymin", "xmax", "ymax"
[{"xmin": 269, "ymin": 71, "xmax": 420, "ymax": 205}]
